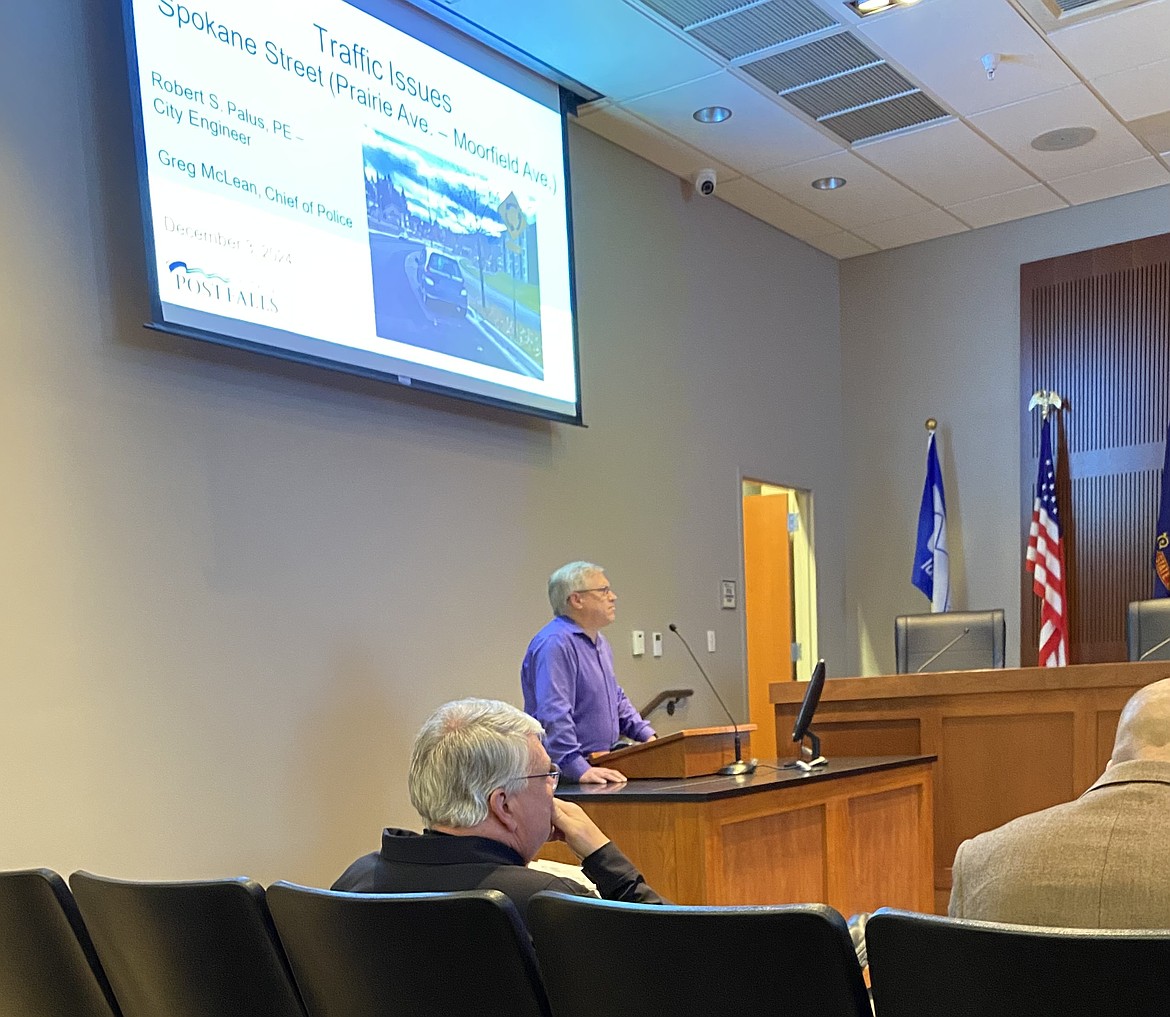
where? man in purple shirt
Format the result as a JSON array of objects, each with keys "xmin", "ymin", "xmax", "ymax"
[{"xmin": 521, "ymin": 561, "xmax": 655, "ymax": 783}]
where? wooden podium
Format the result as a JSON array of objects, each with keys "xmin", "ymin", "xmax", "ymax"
[
  {"xmin": 545, "ymin": 756, "xmax": 935, "ymax": 916},
  {"xmin": 588, "ymin": 725, "xmax": 757, "ymax": 778},
  {"xmin": 770, "ymin": 660, "xmax": 1170, "ymax": 912}
]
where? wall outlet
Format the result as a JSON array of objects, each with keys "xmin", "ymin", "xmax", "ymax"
[
  {"xmin": 652, "ymin": 632, "xmax": 663, "ymax": 657},
  {"xmin": 631, "ymin": 630, "xmax": 645, "ymax": 656},
  {"xmin": 707, "ymin": 630, "xmax": 716, "ymax": 652}
]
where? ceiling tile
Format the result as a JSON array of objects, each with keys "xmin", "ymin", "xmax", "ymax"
[
  {"xmin": 715, "ymin": 177, "xmax": 840, "ymax": 240},
  {"xmin": 1048, "ymin": 156, "xmax": 1170, "ymax": 204},
  {"xmin": 445, "ymin": 0, "xmax": 721, "ymax": 101},
  {"xmin": 752, "ymin": 151, "xmax": 935, "ymax": 228},
  {"xmin": 855, "ymin": 120, "xmax": 1039, "ymax": 206},
  {"xmin": 808, "ymin": 231, "xmax": 880, "ymax": 259},
  {"xmin": 620, "ymin": 70, "xmax": 842, "ymax": 174},
  {"xmin": 1047, "ymin": 0, "xmax": 1170, "ymax": 78},
  {"xmin": 434, "ymin": 0, "xmax": 1170, "ymax": 259},
  {"xmin": 970, "ymin": 83, "xmax": 1152, "ymax": 177},
  {"xmin": 1091, "ymin": 58, "xmax": 1170, "ymax": 123},
  {"xmin": 576, "ymin": 103, "xmax": 740, "ymax": 181},
  {"xmin": 946, "ymin": 184, "xmax": 1067, "ymax": 229},
  {"xmin": 856, "ymin": 0, "xmax": 1078, "ymax": 116},
  {"xmin": 852, "ymin": 207, "xmax": 969, "ymax": 250},
  {"xmin": 1128, "ymin": 110, "xmax": 1170, "ymax": 155}
]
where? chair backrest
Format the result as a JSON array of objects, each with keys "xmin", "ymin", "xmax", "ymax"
[
  {"xmin": 0, "ymin": 868, "xmax": 121, "ymax": 1017},
  {"xmin": 867, "ymin": 907, "xmax": 1170, "ymax": 1016},
  {"xmin": 69, "ymin": 871, "xmax": 305, "ymax": 1017},
  {"xmin": 266, "ymin": 882, "xmax": 549, "ymax": 1017},
  {"xmin": 528, "ymin": 892, "xmax": 870, "ymax": 1017},
  {"xmin": 895, "ymin": 608, "xmax": 1006, "ymax": 673},
  {"xmin": 1127, "ymin": 598, "xmax": 1170, "ymax": 660}
]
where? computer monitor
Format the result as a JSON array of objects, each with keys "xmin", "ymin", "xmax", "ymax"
[{"xmin": 787, "ymin": 659, "xmax": 827, "ymax": 772}]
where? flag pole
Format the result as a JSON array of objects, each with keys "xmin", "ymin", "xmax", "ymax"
[
  {"xmin": 912, "ymin": 417, "xmax": 949, "ymax": 612},
  {"xmin": 1027, "ymin": 389, "xmax": 1063, "ymax": 421},
  {"xmin": 1025, "ymin": 389, "xmax": 1068, "ymax": 666}
]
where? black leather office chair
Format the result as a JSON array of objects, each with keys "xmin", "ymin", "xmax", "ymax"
[
  {"xmin": 1127, "ymin": 598, "xmax": 1170, "ymax": 660},
  {"xmin": 69, "ymin": 872, "xmax": 305, "ymax": 1017},
  {"xmin": 0, "ymin": 868, "xmax": 121, "ymax": 1017},
  {"xmin": 867, "ymin": 907, "xmax": 1170, "ymax": 1016},
  {"xmin": 895, "ymin": 608, "xmax": 1006, "ymax": 673},
  {"xmin": 266, "ymin": 883, "xmax": 549, "ymax": 1017},
  {"xmin": 528, "ymin": 893, "xmax": 870, "ymax": 1017}
]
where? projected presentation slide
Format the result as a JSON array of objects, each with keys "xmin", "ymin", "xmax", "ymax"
[{"xmin": 125, "ymin": 0, "xmax": 580, "ymax": 419}]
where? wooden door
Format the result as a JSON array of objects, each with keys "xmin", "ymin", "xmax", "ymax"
[{"xmin": 743, "ymin": 492, "xmax": 793, "ymax": 758}]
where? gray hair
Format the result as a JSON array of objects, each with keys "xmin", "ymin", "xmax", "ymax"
[
  {"xmin": 408, "ymin": 698, "xmax": 544, "ymax": 828},
  {"xmin": 548, "ymin": 561, "xmax": 604, "ymax": 616}
]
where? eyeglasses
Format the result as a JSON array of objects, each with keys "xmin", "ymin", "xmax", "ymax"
[
  {"xmin": 574, "ymin": 586, "xmax": 615, "ymax": 597},
  {"xmin": 519, "ymin": 767, "xmax": 561, "ymax": 790}
]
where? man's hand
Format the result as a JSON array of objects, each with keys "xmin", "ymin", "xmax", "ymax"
[
  {"xmin": 578, "ymin": 766, "xmax": 628, "ymax": 784},
  {"xmin": 551, "ymin": 799, "xmax": 610, "ymax": 859}
]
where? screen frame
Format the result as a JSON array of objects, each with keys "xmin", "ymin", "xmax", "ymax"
[{"xmin": 119, "ymin": 0, "xmax": 586, "ymax": 425}]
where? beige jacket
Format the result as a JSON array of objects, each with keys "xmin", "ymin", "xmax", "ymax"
[{"xmin": 949, "ymin": 758, "xmax": 1170, "ymax": 928}]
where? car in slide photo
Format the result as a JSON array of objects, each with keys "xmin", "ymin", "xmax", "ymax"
[{"xmin": 417, "ymin": 250, "xmax": 468, "ymax": 317}]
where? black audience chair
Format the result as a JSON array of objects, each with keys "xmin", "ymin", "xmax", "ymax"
[
  {"xmin": 867, "ymin": 907, "xmax": 1170, "ymax": 1016},
  {"xmin": 528, "ymin": 892, "xmax": 870, "ymax": 1017},
  {"xmin": 69, "ymin": 872, "xmax": 305, "ymax": 1017},
  {"xmin": 267, "ymin": 882, "xmax": 550, "ymax": 1017},
  {"xmin": 0, "ymin": 868, "xmax": 121, "ymax": 1017}
]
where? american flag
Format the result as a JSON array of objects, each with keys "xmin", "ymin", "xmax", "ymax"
[{"xmin": 1026, "ymin": 415, "xmax": 1068, "ymax": 666}]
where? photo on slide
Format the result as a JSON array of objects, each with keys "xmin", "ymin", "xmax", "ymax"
[{"xmin": 363, "ymin": 130, "xmax": 544, "ymax": 380}]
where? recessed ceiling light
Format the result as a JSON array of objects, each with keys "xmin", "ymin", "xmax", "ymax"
[
  {"xmin": 1031, "ymin": 126, "xmax": 1097, "ymax": 151},
  {"xmin": 693, "ymin": 106, "xmax": 732, "ymax": 124},
  {"xmin": 849, "ymin": 0, "xmax": 920, "ymax": 15},
  {"xmin": 812, "ymin": 176, "xmax": 847, "ymax": 190}
]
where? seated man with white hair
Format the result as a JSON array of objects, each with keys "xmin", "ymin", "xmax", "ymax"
[{"xmin": 333, "ymin": 698, "xmax": 667, "ymax": 921}]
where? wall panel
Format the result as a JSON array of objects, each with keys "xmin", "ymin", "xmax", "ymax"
[{"xmin": 1021, "ymin": 236, "xmax": 1170, "ymax": 664}]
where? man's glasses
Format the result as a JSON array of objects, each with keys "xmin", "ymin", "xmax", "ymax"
[
  {"xmin": 519, "ymin": 767, "xmax": 561, "ymax": 790},
  {"xmin": 574, "ymin": 586, "xmax": 614, "ymax": 597}
]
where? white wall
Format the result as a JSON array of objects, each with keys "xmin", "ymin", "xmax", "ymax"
[
  {"xmin": 840, "ymin": 184, "xmax": 1170, "ymax": 677},
  {"xmin": 0, "ymin": 0, "xmax": 844, "ymax": 884}
]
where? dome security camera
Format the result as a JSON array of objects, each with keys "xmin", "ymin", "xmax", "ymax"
[{"xmin": 693, "ymin": 168, "xmax": 717, "ymax": 197}]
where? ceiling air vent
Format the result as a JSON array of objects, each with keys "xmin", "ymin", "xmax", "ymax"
[
  {"xmin": 639, "ymin": 0, "xmax": 839, "ymax": 60},
  {"xmin": 1013, "ymin": 0, "xmax": 1150, "ymax": 33},
  {"xmin": 742, "ymin": 32, "xmax": 950, "ymax": 143}
]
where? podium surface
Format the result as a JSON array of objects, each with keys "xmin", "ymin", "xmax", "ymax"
[
  {"xmin": 589, "ymin": 724, "xmax": 757, "ymax": 779},
  {"xmin": 770, "ymin": 660, "xmax": 1170, "ymax": 911},
  {"xmin": 546, "ymin": 755, "xmax": 934, "ymax": 917}
]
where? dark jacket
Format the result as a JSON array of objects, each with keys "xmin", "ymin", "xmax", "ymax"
[{"xmin": 333, "ymin": 828, "xmax": 667, "ymax": 920}]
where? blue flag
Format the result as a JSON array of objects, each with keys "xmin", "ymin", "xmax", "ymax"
[
  {"xmin": 912, "ymin": 431, "xmax": 950, "ymax": 612},
  {"xmin": 1155, "ymin": 424, "xmax": 1170, "ymax": 599}
]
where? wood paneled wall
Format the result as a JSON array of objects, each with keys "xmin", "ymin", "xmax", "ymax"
[{"xmin": 1020, "ymin": 234, "xmax": 1170, "ymax": 665}]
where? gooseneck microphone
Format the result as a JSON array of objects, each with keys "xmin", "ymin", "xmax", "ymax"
[
  {"xmin": 668, "ymin": 623, "xmax": 757, "ymax": 776},
  {"xmin": 916, "ymin": 626, "xmax": 970, "ymax": 673}
]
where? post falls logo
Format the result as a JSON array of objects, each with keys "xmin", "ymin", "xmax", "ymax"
[{"xmin": 168, "ymin": 261, "xmax": 279, "ymax": 314}]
